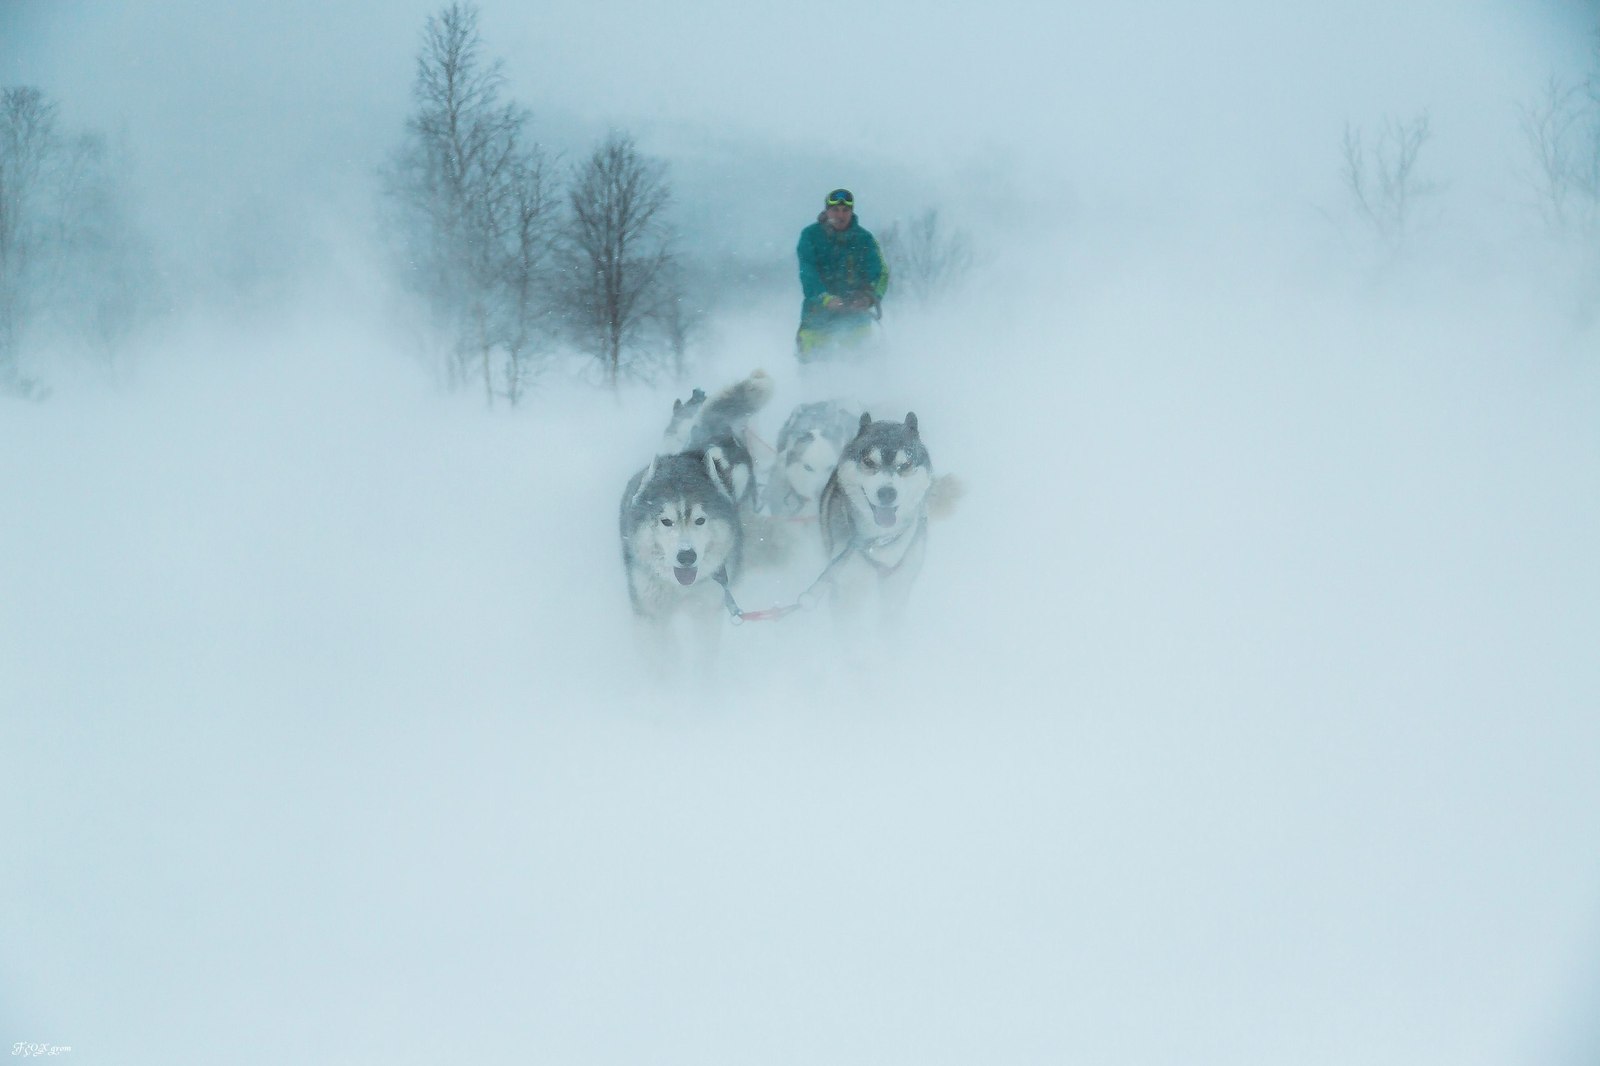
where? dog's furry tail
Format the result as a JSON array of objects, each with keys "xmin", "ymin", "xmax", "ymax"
[
  {"xmin": 688, "ymin": 370, "xmax": 773, "ymax": 449},
  {"xmin": 927, "ymin": 473, "xmax": 964, "ymax": 521}
]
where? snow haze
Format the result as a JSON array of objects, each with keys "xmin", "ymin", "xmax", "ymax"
[{"xmin": 3, "ymin": 2, "xmax": 1599, "ymax": 1064}]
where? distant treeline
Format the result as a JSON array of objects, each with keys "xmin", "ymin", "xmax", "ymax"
[{"xmin": 6, "ymin": 6, "xmax": 1598, "ymax": 401}]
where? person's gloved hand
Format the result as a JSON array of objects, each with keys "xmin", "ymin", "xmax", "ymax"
[
  {"xmin": 820, "ymin": 294, "xmax": 844, "ymax": 312},
  {"xmin": 845, "ymin": 292, "xmax": 876, "ymax": 311}
]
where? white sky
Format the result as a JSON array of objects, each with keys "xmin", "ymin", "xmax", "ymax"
[
  {"xmin": 3, "ymin": 2, "xmax": 1600, "ymax": 1064},
  {"xmin": 2, "ymin": 0, "xmax": 1592, "ymax": 255}
]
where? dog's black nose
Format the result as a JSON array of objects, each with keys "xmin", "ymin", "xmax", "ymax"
[
  {"xmin": 676, "ymin": 548, "xmax": 697, "ymax": 567},
  {"xmin": 876, "ymin": 485, "xmax": 897, "ymax": 505}
]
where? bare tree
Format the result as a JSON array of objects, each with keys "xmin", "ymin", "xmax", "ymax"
[
  {"xmin": 387, "ymin": 3, "xmax": 557, "ymax": 407},
  {"xmin": 1518, "ymin": 75, "xmax": 1600, "ymax": 239},
  {"xmin": 1341, "ymin": 112, "xmax": 1438, "ymax": 255},
  {"xmin": 0, "ymin": 88, "xmax": 57, "ymax": 394},
  {"xmin": 562, "ymin": 131, "xmax": 675, "ymax": 388},
  {"xmin": 878, "ymin": 208, "xmax": 975, "ymax": 306},
  {"xmin": 501, "ymin": 151, "xmax": 559, "ymax": 405},
  {"xmin": 0, "ymin": 86, "xmax": 153, "ymax": 396},
  {"xmin": 652, "ymin": 265, "xmax": 709, "ymax": 384}
]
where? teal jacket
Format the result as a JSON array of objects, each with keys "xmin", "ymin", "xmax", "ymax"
[{"xmin": 797, "ymin": 213, "xmax": 889, "ymax": 328}]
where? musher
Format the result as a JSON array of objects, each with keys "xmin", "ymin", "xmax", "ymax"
[{"xmin": 795, "ymin": 188, "xmax": 889, "ymax": 361}]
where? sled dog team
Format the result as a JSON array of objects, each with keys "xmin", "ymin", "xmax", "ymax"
[{"xmin": 620, "ymin": 370, "xmax": 956, "ymax": 649}]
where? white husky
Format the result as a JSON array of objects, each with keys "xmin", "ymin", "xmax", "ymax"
[
  {"xmin": 744, "ymin": 400, "xmax": 859, "ymax": 573},
  {"xmin": 762, "ymin": 400, "xmax": 861, "ymax": 518}
]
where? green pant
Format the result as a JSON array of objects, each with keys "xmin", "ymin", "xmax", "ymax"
[{"xmin": 795, "ymin": 313, "xmax": 877, "ymax": 361}]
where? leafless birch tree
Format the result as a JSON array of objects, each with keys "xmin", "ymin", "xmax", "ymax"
[
  {"xmin": 878, "ymin": 208, "xmax": 975, "ymax": 306},
  {"xmin": 387, "ymin": 3, "xmax": 557, "ymax": 406},
  {"xmin": 1, "ymin": 86, "xmax": 152, "ymax": 396},
  {"xmin": 1518, "ymin": 75, "xmax": 1600, "ymax": 239},
  {"xmin": 1341, "ymin": 112, "xmax": 1438, "ymax": 255},
  {"xmin": 0, "ymin": 87, "xmax": 56, "ymax": 393},
  {"xmin": 562, "ymin": 131, "xmax": 675, "ymax": 388}
]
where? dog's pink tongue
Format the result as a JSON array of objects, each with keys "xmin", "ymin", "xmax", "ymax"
[
  {"xmin": 872, "ymin": 504, "xmax": 898, "ymax": 528},
  {"xmin": 674, "ymin": 566, "xmax": 697, "ymax": 586}
]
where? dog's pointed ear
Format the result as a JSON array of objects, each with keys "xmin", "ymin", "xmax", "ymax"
[
  {"xmin": 631, "ymin": 459, "xmax": 656, "ymax": 506},
  {"xmin": 905, "ymin": 412, "xmax": 918, "ymax": 438},
  {"xmin": 703, "ymin": 446, "xmax": 737, "ymax": 501},
  {"xmin": 857, "ymin": 412, "xmax": 872, "ymax": 436}
]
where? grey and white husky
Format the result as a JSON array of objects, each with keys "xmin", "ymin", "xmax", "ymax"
[
  {"xmin": 742, "ymin": 399, "xmax": 860, "ymax": 572},
  {"xmin": 621, "ymin": 452, "xmax": 742, "ymax": 620},
  {"xmin": 816, "ymin": 412, "xmax": 938, "ymax": 626},
  {"xmin": 762, "ymin": 400, "xmax": 861, "ymax": 518},
  {"xmin": 620, "ymin": 372, "xmax": 773, "ymax": 656}
]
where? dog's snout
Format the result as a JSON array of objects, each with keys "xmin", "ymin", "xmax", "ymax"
[
  {"xmin": 676, "ymin": 548, "xmax": 697, "ymax": 568},
  {"xmin": 876, "ymin": 485, "xmax": 897, "ymax": 505}
]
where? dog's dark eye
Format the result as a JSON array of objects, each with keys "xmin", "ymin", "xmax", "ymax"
[
  {"xmin": 695, "ymin": 516, "xmax": 706, "ymax": 525},
  {"xmin": 897, "ymin": 461, "xmax": 913, "ymax": 474},
  {"xmin": 660, "ymin": 517, "xmax": 673, "ymax": 527},
  {"xmin": 861, "ymin": 459, "xmax": 878, "ymax": 472}
]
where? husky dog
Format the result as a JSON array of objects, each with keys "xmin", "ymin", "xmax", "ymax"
[
  {"xmin": 620, "ymin": 372, "xmax": 773, "ymax": 661},
  {"xmin": 621, "ymin": 451, "xmax": 742, "ymax": 621},
  {"xmin": 816, "ymin": 412, "xmax": 937, "ymax": 628},
  {"xmin": 742, "ymin": 400, "xmax": 860, "ymax": 572},
  {"xmin": 762, "ymin": 401, "xmax": 861, "ymax": 518}
]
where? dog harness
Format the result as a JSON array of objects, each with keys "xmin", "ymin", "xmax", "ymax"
[{"xmin": 717, "ymin": 514, "xmax": 928, "ymax": 624}]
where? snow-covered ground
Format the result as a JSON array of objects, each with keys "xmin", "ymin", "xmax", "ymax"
[
  {"xmin": 3, "ymin": 241, "xmax": 1598, "ymax": 1065},
  {"xmin": 5, "ymin": 1, "xmax": 1600, "ymax": 1062}
]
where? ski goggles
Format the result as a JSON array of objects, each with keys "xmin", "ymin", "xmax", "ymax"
[{"xmin": 825, "ymin": 189, "xmax": 854, "ymax": 207}]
